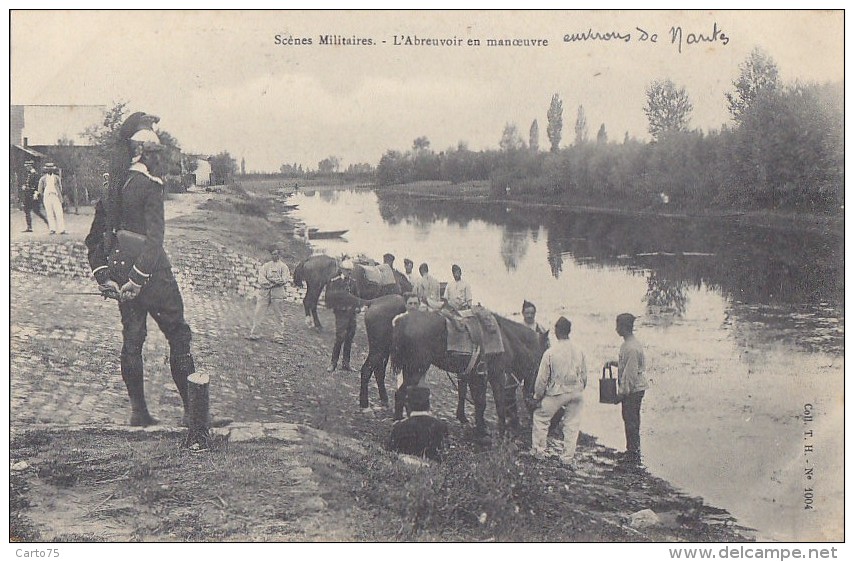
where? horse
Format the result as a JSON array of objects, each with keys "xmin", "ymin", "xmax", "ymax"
[
  {"xmin": 292, "ymin": 254, "xmax": 412, "ymax": 330},
  {"xmin": 390, "ymin": 311, "xmax": 548, "ymax": 438},
  {"xmin": 358, "ymin": 294, "xmax": 407, "ymax": 410}
]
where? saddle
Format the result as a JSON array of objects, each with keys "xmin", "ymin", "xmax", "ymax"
[{"xmin": 442, "ymin": 305, "xmax": 505, "ymax": 357}]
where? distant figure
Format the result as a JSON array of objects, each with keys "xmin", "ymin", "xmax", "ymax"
[
  {"xmin": 403, "ymin": 258, "xmax": 415, "ymax": 283},
  {"xmin": 37, "ymin": 163, "xmax": 66, "ymax": 234},
  {"xmin": 390, "ymin": 292, "xmax": 421, "ymax": 384},
  {"xmin": 613, "ymin": 312, "xmax": 648, "ymax": 464},
  {"xmin": 19, "ymin": 161, "xmax": 49, "ymax": 232},
  {"xmin": 247, "ymin": 248, "xmax": 291, "ymax": 343},
  {"xmin": 413, "ymin": 262, "xmax": 441, "ymax": 309},
  {"xmin": 393, "ymin": 292, "xmax": 420, "ymax": 328},
  {"xmin": 521, "ymin": 300, "xmax": 548, "ymax": 336},
  {"xmin": 326, "ymin": 259, "xmax": 360, "ymax": 372},
  {"xmin": 378, "ymin": 252, "xmax": 395, "ymax": 280},
  {"xmin": 443, "ymin": 264, "xmax": 472, "ymax": 311},
  {"xmin": 529, "ymin": 316, "xmax": 587, "ymax": 470},
  {"xmin": 387, "ymin": 386, "xmax": 449, "ymax": 462},
  {"xmin": 506, "ymin": 300, "xmax": 552, "ymax": 431}
]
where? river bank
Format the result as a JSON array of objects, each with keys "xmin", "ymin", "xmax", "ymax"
[
  {"xmin": 288, "ymin": 184, "xmax": 844, "ymax": 541},
  {"xmin": 10, "ymin": 183, "xmax": 759, "ymax": 542},
  {"xmin": 375, "ymin": 180, "xmax": 843, "ymax": 235}
]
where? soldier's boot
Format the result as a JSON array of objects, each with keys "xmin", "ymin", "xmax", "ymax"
[
  {"xmin": 123, "ymin": 370, "xmax": 158, "ymax": 427},
  {"xmin": 474, "ymin": 403, "xmax": 490, "ymax": 439},
  {"xmin": 121, "ymin": 355, "xmax": 158, "ymax": 427}
]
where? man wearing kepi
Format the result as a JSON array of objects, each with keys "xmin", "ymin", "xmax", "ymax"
[
  {"xmin": 529, "ymin": 316, "xmax": 587, "ymax": 470},
  {"xmin": 247, "ymin": 248, "xmax": 290, "ymax": 343},
  {"xmin": 614, "ymin": 312, "xmax": 648, "ymax": 464},
  {"xmin": 85, "ymin": 119, "xmax": 229, "ymax": 448}
]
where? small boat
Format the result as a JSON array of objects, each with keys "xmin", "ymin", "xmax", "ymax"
[
  {"xmin": 281, "ymin": 203, "xmax": 299, "ymax": 211},
  {"xmin": 309, "ymin": 229, "xmax": 348, "ymax": 239}
]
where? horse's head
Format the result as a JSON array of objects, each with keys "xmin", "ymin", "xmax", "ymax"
[
  {"xmin": 292, "ymin": 260, "xmax": 305, "ymax": 287},
  {"xmin": 495, "ymin": 316, "xmax": 547, "ymax": 389},
  {"xmin": 538, "ymin": 329, "xmax": 550, "ymax": 352}
]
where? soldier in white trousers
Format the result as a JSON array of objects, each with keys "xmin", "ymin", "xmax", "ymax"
[
  {"xmin": 37, "ymin": 163, "xmax": 66, "ymax": 234},
  {"xmin": 247, "ymin": 248, "xmax": 291, "ymax": 343}
]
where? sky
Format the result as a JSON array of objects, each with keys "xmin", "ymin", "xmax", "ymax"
[{"xmin": 10, "ymin": 9, "xmax": 844, "ymax": 172}]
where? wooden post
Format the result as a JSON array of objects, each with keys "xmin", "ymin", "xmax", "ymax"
[{"xmin": 184, "ymin": 372, "xmax": 211, "ymax": 451}]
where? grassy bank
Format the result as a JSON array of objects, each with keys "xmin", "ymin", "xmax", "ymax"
[
  {"xmin": 375, "ymin": 181, "xmax": 843, "ymax": 235},
  {"xmin": 10, "ymin": 426, "xmax": 752, "ymax": 542}
]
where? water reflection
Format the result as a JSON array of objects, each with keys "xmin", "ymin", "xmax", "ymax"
[
  {"xmin": 290, "ymin": 187, "xmax": 844, "ymax": 539},
  {"xmin": 500, "ymin": 226, "xmax": 529, "ymax": 272},
  {"xmin": 644, "ymin": 272, "xmax": 689, "ymax": 316},
  {"xmin": 374, "ymin": 191, "xmax": 843, "ymax": 354}
]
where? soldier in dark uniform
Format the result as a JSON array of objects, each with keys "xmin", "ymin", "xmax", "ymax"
[
  {"xmin": 387, "ymin": 387, "xmax": 449, "ymax": 462},
  {"xmin": 85, "ymin": 124, "xmax": 228, "ymax": 440},
  {"xmin": 325, "ymin": 259, "xmax": 361, "ymax": 372},
  {"xmin": 109, "ymin": 111, "xmax": 160, "ymax": 190},
  {"xmin": 19, "ymin": 161, "xmax": 49, "ymax": 232}
]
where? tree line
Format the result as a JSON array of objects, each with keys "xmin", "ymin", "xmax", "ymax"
[{"xmin": 375, "ymin": 48, "xmax": 843, "ymax": 214}]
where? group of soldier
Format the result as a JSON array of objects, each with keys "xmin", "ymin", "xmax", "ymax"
[{"xmin": 71, "ymin": 109, "xmax": 647, "ymax": 465}]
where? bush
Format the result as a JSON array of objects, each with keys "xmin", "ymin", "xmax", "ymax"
[{"xmin": 348, "ymin": 441, "xmax": 550, "ymax": 541}]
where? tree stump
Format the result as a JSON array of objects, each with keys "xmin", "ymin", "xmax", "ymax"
[{"xmin": 184, "ymin": 372, "xmax": 211, "ymax": 451}]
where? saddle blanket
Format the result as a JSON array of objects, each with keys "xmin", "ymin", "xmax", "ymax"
[
  {"xmin": 445, "ymin": 306, "xmax": 504, "ymax": 355},
  {"xmin": 361, "ymin": 263, "xmax": 397, "ymax": 286}
]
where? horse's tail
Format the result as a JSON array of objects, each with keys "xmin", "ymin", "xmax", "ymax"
[{"xmin": 293, "ymin": 260, "xmax": 305, "ymax": 288}]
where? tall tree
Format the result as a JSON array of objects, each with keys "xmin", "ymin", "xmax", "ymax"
[
  {"xmin": 547, "ymin": 93, "xmax": 563, "ymax": 152},
  {"xmin": 209, "ymin": 151, "xmax": 237, "ymax": 185},
  {"xmin": 644, "ymin": 79, "xmax": 693, "ymax": 141},
  {"xmin": 412, "ymin": 136, "xmax": 431, "ymax": 151},
  {"xmin": 596, "ymin": 123, "xmax": 608, "ymax": 144},
  {"xmin": 318, "ymin": 155, "xmax": 340, "ymax": 174},
  {"xmin": 499, "ymin": 123, "xmax": 525, "ymax": 152},
  {"xmin": 529, "ymin": 119, "xmax": 540, "ymax": 153},
  {"xmin": 726, "ymin": 47, "xmax": 780, "ymax": 124},
  {"xmin": 574, "ymin": 105, "xmax": 588, "ymax": 145}
]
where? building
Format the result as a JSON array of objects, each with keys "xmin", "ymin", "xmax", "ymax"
[
  {"xmin": 9, "ymin": 104, "xmax": 106, "ymax": 204},
  {"xmin": 184, "ymin": 155, "xmax": 212, "ymax": 187}
]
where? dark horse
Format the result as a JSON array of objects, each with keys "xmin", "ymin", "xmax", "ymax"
[
  {"xmin": 390, "ymin": 311, "xmax": 548, "ymax": 437},
  {"xmin": 358, "ymin": 294, "xmax": 407, "ymax": 410},
  {"xmin": 292, "ymin": 255, "xmax": 412, "ymax": 330}
]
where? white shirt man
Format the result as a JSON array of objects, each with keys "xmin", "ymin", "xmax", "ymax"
[
  {"xmin": 248, "ymin": 250, "xmax": 291, "ymax": 342},
  {"xmin": 530, "ymin": 317, "xmax": 587, "ymax": 469},
  {"xmin": 443, "ymin": 265, "xmax": 472, "ymax": 310},
  {"xmin": 413, "ymin": 263, "xmax": 442, "ymax": 309}
]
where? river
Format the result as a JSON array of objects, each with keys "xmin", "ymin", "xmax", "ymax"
[{"xmin": 289, "ymin": 187, "xmax": 844, "ymax": 541}]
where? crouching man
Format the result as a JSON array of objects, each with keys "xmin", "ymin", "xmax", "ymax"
[{"xmin": 387, "ymin": 387, "xmax": 449, "ymax": 462}]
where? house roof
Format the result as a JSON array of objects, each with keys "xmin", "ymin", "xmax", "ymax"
[{"xmin": 11, "ymin": 145, "xmax": 47, "ymax": 158}]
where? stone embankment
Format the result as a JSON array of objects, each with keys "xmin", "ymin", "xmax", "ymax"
[{"xmin": 10, "ymin": 238, "xmax": 308, "ymax": 303}]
